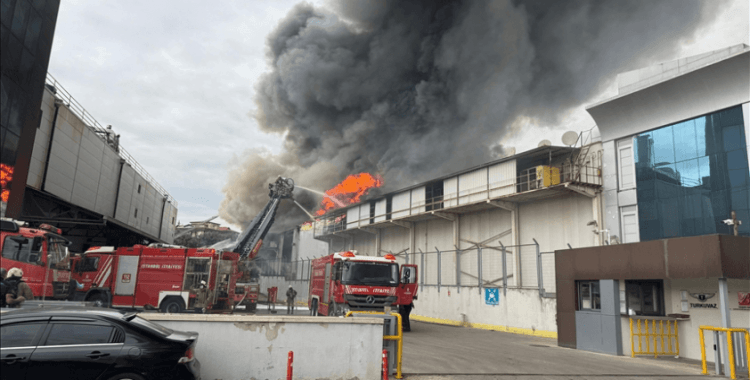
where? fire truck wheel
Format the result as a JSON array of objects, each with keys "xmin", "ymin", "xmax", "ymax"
[
  {"xmin": 160, "ymin": 298, "xmax": 185, "ymax": 313},
  {"xmin": 105, "ymin": 372, "xmax": 146, "ymax": 380},
  {"xmin": 88, "ymin": 293, "xmax": 109, "ymax": 308}
]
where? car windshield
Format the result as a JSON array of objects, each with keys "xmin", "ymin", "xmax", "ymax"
[
  {"xmin": 129, "ymin": 316, "xmax": 174, "ymax": 337},
  {"xmin": 341, "ymin": 262, "xmax": 398, "ymax": 286}
]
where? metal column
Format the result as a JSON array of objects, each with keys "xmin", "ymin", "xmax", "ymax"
[
  {"xmin": 477, "ymin": 247, "xmax": 483, "ymax": 294},
  {"xmin": 436, "ymin": 247, "xmax": 441, "ymax": 293},
  {"xmin": 419, "ymin": 249, "xmax": 424, "ymax": 287},
  {"xmin": 455, "ymin": 246, "xmax": 461, "ymax": 294},
  {"xmin": 533, "ymin": 238, "xmax": 544, "ymax": 297},
  {"xmin": 719, "ymin": 277, "xmax": 732, "ymax": 376},
  {"xmin": 500, "ymin": 242, "xmax": 507, "ymax": 296}
]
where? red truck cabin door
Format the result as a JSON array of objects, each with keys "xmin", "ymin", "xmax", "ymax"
[{"xmin": 400, "ymin": 264, "xmax": 418, "ymax": 303}]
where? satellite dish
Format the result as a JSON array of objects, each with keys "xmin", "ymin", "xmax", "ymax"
[
  {"xmin": 562, "ymin": 131, "xmax": 578, "ymax": 146},
  {"xmin": 538, "ymin": 139, "xmax": 552, "ymax": 147}
]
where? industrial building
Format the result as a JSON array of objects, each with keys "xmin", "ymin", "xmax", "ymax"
[
  {"xmin": 558, "ymin": 43, "xmax": 749, "ymax": 370},
  {"xmin": 313, "ymin": 140, "xmax": 605, "ymax": 337}
]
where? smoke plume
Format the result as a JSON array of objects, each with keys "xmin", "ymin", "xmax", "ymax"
[{"xmin": 220, "ymin": 0, "xmax": 724, "ymax": 230}]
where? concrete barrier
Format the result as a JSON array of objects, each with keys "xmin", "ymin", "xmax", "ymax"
[{"xmin": 140, "ymin": 314, "xmax": 384, "ymax": 380}]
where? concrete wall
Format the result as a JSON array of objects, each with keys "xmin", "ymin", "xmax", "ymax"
[
  {"xmin": 412, "ymin": 286, "xmax": 557, "ymax": 338},
  {"xmin": 140, "ymin": 314, "xmax": 384, "ymax": 380}
]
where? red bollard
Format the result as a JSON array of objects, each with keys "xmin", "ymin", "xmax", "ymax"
[
  {"xmin": 382, "ymin": 349, "xmax": 389, "ymax": 380},
  {"xmin": 287, "ymin": 351, "xmax": 293, "ymax": 380}
]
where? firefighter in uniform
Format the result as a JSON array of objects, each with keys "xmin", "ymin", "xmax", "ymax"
[
  {"xmin": 192, "ymin": 280, "xmax": 209, "ymax": 313},
  {"xmin": 286, "ymin": 285, "xmax": 297, "ymax": 315},
  {"xmin": 5, "ymin": 268, "xmax": 34, "ymax": 308}
]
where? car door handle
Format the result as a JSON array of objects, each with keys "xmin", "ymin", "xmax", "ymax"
[
  {"xmin": 1, "ymin": 354, "xmax": 27, "ymax": 363},
  {"xmin": 85, "ymin": 351, "xmax": 110, "ymax": 359}
]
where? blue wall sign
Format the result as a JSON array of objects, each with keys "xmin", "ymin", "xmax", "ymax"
[{"xmin": 485, "ymin": 288, "xmax": 499, "ymax": 306}]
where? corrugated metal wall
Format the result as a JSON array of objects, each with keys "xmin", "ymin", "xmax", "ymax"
[
  {"xmin": 411, "ymin": 186, "xmax": 425, "ymax": 214},
  {"xmin": 458, "ymin": 168, "xmax": 488, "ymax": 204},
  {"xmin": 488, "ymin": 160, "xmax": 516, "ymax": 197},
  {"xmin": 374, "ymin": 199, "xmax": 386, "ymax": 223},
  {"xmin": 346, "ymin": 206, "xmax": 360, "ymax": 229},
  {"xmin": 443, "ymin": 177, "xmax": 458, "ymax": 207},
  {"xmin": 352, "ymin": 233, "xmax": 377, "ymax": 256},
  {"xmin": 392, "ymin": 191, "xmax": 410, "ymax": 219}
]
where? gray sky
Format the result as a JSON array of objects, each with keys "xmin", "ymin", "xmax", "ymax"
[{"xmin": 47, "ymin": 0, "xmax": 749, "ymax": 229}]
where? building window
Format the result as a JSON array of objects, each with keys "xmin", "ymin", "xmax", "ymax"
[
  {"xmin": 625, "ymin": 280, "xmax": 664, "ymax": 316},
  {"xmin": 634, "ymin": 105, "xmax": 750, "ymax": 240},
  {"xmin": 425, "ymin": 181, "xmax": 444, "ymax": 211},
  {"xmin": 137, "ymin": 184, "xmax": 141, "ymax": 194},
  {"xmin": 146, "ymin": 217, "xmax": 149, "ymax": 224},
  {"xmin": 134, "ymin": 209, "xmax": 138, "ymax": 218},
  {"xmin": 577, "ymin": 280, "xmax": 601, "ymax": 311},
  {"xmin": 618, "ymin": 141, "xmax": 635, "ymax": 190},
  {"xmin": 620, "ymin": 205, "xmax": 639, "ymax": 243},
  {"xmin": 369, "ymin": 202, "xmax": 375, "ymax": 225},
  {"xmin": 386, "ymin": 196, "xmax": 392, "ymax": 220}
]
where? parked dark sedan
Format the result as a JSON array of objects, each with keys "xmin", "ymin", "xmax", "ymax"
[{"xmin": 0, "ymin": 307, "xmax": 200, "ymax": 380}]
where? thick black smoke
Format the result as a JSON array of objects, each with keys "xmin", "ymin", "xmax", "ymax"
[{"xmin": 221, "ymin": 0, "xmax": 724, "ymax": 230}]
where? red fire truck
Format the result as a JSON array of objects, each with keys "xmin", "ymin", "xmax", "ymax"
[
  {"xmin": 70, "ymin": 245, "xmax": 240, "ymax": 313},
  {"xmin": 308, "ymin": 250, "xmax": 418, "ymax": 316},
  {"xmin": 0, "ymin": 218, "xmax": 72, "ymax": 299}
]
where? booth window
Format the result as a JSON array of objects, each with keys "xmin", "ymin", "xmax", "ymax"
[
  {"xmin": 577, "ymin": 280, "xmax": 601, "ymax": 310},
  {"xmin": 626, "ymin": 280, "xmax": 664, "ymax": 316}
]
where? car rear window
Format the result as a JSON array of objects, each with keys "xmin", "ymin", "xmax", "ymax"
[
  {"xmin": 45, "ymin": 324, "xmax": 114, "ymax": 345},
  {"xmin": 0, "ymin": 323, "xmax": 45, "ymax": 348},
  {"xmin": 129, "ymin": 316, "xmax": 173, "ymax": 337}
]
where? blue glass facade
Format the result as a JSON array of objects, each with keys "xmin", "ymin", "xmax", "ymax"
[{"xmin": 634, "ymin": 105, "xmax": 750, "ymax": 240}]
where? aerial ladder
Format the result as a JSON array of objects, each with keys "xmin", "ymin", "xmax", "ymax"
[
  {"xmin": 229, "ymin": 176, "xmax": 295, "ymax": 261},
  {"xmin": 228, "ymin": 177, "xmax": 295, "ymax": 310}
]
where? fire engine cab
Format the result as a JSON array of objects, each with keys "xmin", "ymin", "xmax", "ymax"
[
  {"xmin": 308, "ymin": 250, "xmax": 418, "ymax": 316},
  {"xmin": 0, "ymin": 218, "xmax": 72, "ymax": 299},
  {"xmin": 70, "ymin": 245, "xmax": 240, "ymax": 313}
]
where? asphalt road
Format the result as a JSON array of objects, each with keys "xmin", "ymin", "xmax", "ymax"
[{"xmin": 401, "ymin": 321, "xmax": 715, "ymax": 380}]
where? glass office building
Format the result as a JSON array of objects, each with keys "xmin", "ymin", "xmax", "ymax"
[
  {"xmin": 0, "ymin": 0, "xmax": 60, "ymax": 216},
  {"xmin": 634, "ymin": 105, "xmax": 750, "ymax": 240}
]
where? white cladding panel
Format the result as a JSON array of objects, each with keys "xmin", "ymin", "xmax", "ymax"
[
  {"xmin": 27, "ymin": 90, "xmax": 56, "ymax": 189},
  {"xmin": 413, "ymin": 218, "xmax": 454, "ymax": 285},
  {"xmin": 458, "ymin": 168, "xmax": 488, "ymax": 204},
  {"xmin": 160, "ymin": 202, "xmax": 178, "ymax": 243},
  {"xmin": 374, "ymin": 199, "xmax": 387, "ymax": 223},
  {"xmin": 518, "ymin": 194, "xmax": 596, "ymax": 291},
  {"xmin": 392, "ymin": 191, "xmax": 410, "ymax": 219},
  {"xmin": 379, "ymin": 225, "xmax": 410, "ymax": 256},
  {"xmin": 488, "ymin": 160, "xmax": 516, "ymax": 198},
  {"xmin": 43, "ymin": 109, "xmax": 80, "ymax": 202},
  {"xmin": 115, "ymin": 164, "xmax": 135, "ymax": 224},
  {"xmin": 71, "ymin": 126, "xmax": 104, "ymax": 211},
  {"xmin": 94, "ymin": 147, "xmax": 120, "ymax": 217},
  {"xmin": 360, "ymin": 204, "xmax": 370, "ymax": 226},
  {"xmin": 443, "ymin": 177, "xmax": 458, "ymax": 207},
  {"xmin": 352, "ymin": 233, "xmax": 377, "ymax": 256},
  {"xmin": 411, "ymin": 186, "xmax": 426, "ymax": 214},
  {"xmin": 346, "ymin": 206, "xmax": 360, "ymax": 229}
]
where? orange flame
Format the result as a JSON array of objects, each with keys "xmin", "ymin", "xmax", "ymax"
[
  {"xmin": 0, "ymin": 164, "xmax": 13, "ymax": 203},
  {"xmin": 315, "ymin": 173, "xmax": 383, "ymax": 215}
]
